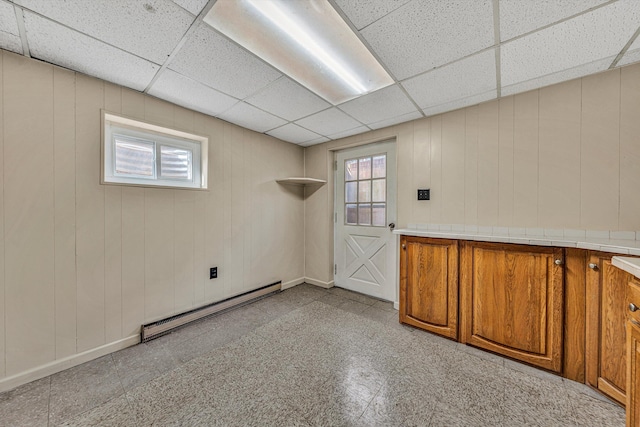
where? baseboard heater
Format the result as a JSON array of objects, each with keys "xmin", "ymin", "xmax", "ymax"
[{"xmin": 141, "ymin": 281, "xmax": 281, "ymax": 342}]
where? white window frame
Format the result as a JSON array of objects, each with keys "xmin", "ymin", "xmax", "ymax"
[{"xmin": 102, "ymin": 111, "xmax": 208, "ymax": 190}]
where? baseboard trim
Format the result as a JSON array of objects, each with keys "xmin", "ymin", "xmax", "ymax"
[
  {"xmin": 304, "ymin": 277, "xmax": 335, "ymax": 289},
  {"xmin": 0, "ymin": 334, "xmax": 140, "ymax": 393},
  {"xmin": 281, "ymin": 277, "xmax": 305, "ymax": 290},
  {"xmin": 393, "ymin": 301, "xmax": 399, "ymax": 311}
]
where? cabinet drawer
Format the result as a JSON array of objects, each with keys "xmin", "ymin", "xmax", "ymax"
[{"xmin": 628, "ymin": 280, "xmax": 640, "ymax": 324}]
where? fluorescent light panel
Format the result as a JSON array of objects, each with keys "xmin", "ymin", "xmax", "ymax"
[{"xmin": 204, "ymin": 0, "xmax": 394, "ymax": 105}]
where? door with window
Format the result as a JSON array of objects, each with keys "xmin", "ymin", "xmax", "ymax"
[{"xmin": 335, "ymin": 141, "xmax": 397, "ymax": 301}]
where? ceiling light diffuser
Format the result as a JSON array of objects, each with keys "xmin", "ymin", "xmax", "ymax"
[{"xmin": 204, "ymin": 0, "xmax": 394, "ymax": 105}]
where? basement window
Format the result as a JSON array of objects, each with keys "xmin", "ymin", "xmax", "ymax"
[{"xmin": 102, "ymin": 112, "xmax": 208, "ymax": 189}]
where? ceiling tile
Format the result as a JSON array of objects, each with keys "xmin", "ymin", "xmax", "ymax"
[
  {"xmin": 171, "ymin": 0, "xmax": 208, "ymax": 16},
  {"xmin": 245, "ymin": 77, "xmax": 330, "ymax": 121},
  {"xmin": 500, "ymin": 0, "xmax": 608, "ymax": 41},
  {"xmin": 333, "ymin": 0, "xmax": 412, "ymax": 30},
  {"xmin": 422, "ymin": 90, "xmax": 497, "ymax": 117},
  {"xmin": 328, "ymin": 125, "xmax": 370, "ymax": 140},
  {"xmin": 501, "ymin": 56, "xmax": 615, "ymax": 96},
  {"xmin": 18, "ymin": 0, "xmax": 194, "ymax": 64},
  {"xmin": 148, "ymin": 69, "xmax": 238, "ymax": 118},
  {"xmin": 361, "ymin": 0, "xmax": 494, "ymax": 80},
  {"xmin": 169, "ymin": 24, "xmax": 281, "ymax": 100},
  {"xmin": 218, "ymin": 102, "xmax": 286, "ymax": 133},
  {"xmin": 619, "ymin": 35, "xmax": 640, "ymax": 66},
  {"xmin": 24, "ymin": 12, "xmax": 159, "ymax": 91},
  {"xmin": 501, "ymin": 0, "xmax": 640, "ymax": 87},
  {"xmin": 402, "ymin": 49, "xmax": 496, "ymax": 109},
  {"xmin": 295, "ymin": 108, "xmax": 363, "ymax": 136},
  {"xmin": 300, "ymin": 136, "xmax": 330, "ymax": 147},
  {"xmin": 338, "ymin": 84, "xmax": 417, "ymax": 124},
  {"xmin": 267, "ymin": 123, "xmax": 323, "ymax": 144},
  {"xmin": 0, "ymin": 2, "xmax": 22, "ymax": 54},
  {"xmin": 368, "ymin": 110, "xmax": 423, "ymax": 130}
]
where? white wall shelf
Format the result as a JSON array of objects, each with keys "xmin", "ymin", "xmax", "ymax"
[{"xmin": 276, "ymin": 177, "xmax": 326, "ymax": 186}]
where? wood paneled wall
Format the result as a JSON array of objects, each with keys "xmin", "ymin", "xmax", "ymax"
[
  {"xmin": 0, "ymin": 51, "xmax": 305, "ymax": 380},
  {"xmin": 304, "ymin": 63, "xmax": 640, "ymax": 287}
]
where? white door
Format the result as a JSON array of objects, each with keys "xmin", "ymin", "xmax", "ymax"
[{"xmin": 334, "ymin": 141, "xmax": 397, "ymax": 301}]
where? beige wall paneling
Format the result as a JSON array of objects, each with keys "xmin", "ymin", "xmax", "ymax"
[
  {"xmin": 396, "ymin": 122, "xmax": 415, "ymax": 227},
  {"xmin": 498, "ymin": 97, "xmax": 514, "ymax": 227},
  {"xmin": 464, "ymin": 105, "xmax": 479, "ymax": 224},
  {"xmin": 53, "ymin": 66, "xmax": 77, "ymax": 359},
  {"xmin": 619, "ymin": 63, "xmax": 640, "ymax": 230},
  {"xmin": 477, "ymin": 100, "xmax": 500, "ymax": 225},
  {"xmin": 4, "ymin": 53, "xmax": 56, "ymax": 374},
  {"xmin": 104, "ymin": 82, "xmax": 123, "ymax": 343},
  {"xmin": 538, "ymin": 79, "xmax": 581, "ymax": 228},
  {"xmin": 145, "ymin": 96, "xmax": 174, "ymax": 127},
  {"xmin": 230, "ymin": 125, "xmax": 245, "ymax": 295},
  {"xmin": 174, "ymin": 190, "xmax": 195, "ymax": 313},
  {"xmin": 429, "ymin": 116, "xmax": 443, "ymax": 223},
  {"xmin": 174, "ymin": 106, "xmax": 194, "ymax": 133},
  {"xmin": 513, "ymin": 91, "xmax": 539, "ymax": 227},
  {"xmin": 304, "ymin": 145, "xmax": 330, "ymax": 283},
  {"xmin": 121, "ymin": 187, "xmax": 145, "ymax": 336},
  {"xmin": 203, "ymin": 118, "xmax": 224, "ymax": 303},
  {"xmin": 192, "ymin": 113, "xmax": 208, "ymax": 305},
  {"xmin": 580, "ymin": 70, "xmax": 620, "ymax": 229},
  {"xmin": 0, "ymin": 52, "xmax": 4, "ymax": 376},
  {"xmin": 75, "ymin": 74, "xmax": 106, "ymax": 352},
  {"xmin": 121, "ymin": 88, "xmax": 145, "ymax": 120},
  {"xmin": 241, "ymin": 130, "xmax": 253, "ymax": 292},
  {"xmin": 441, "ymin": 110, "xmax": 466, "ymax": 225},
  {"xmin": 120, "ymin": 88, "xmax": 146, "ymax": 337},
  {"xmin": 412, "ymin": 118, "xmax": 431, "ymax": 224},
  {"xmin": 144, "ymin": 188, "xmax": 175, "ymax": 321}
]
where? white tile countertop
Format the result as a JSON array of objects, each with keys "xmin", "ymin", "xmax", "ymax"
[
  {"xmin": 612, "ymin": 257, "xmax": 640, "ymax": 280},
  {"xmin": 393, "ymin": 224, "xmax": 640, "ymax": 257}
]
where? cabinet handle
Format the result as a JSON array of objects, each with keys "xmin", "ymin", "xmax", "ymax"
[
  {"xmin": 554, "ymin": 259, "xmax": 563, "ymax": 266},
  {"xmin": 588, "ymin": 263, "xmax": 598, "ymax": 270},
  {"xmin": 402, "ymin": 243, "xmax": 406, "ymax": 250},
  {"xmin": 630, "ymin": 303, "xmax": 639, "ymax": 313}
]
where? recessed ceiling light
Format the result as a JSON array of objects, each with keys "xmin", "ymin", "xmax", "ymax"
[{"xmin": 204, "ymin": 0, "xmax": 394, "ymax": 105}]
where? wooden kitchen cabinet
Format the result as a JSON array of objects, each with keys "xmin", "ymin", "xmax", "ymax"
[
  {"xmin": 586, "ymin": 252, "xmax": 634, "ymax": 405},
  {"xmin": 460, "ymin": 242, "xmax": 564, "ymax": 372},
  {"xmin": 627, "ymin": 279, "xmax": 640, "ymax": 426},
  {"xmin": 399, "ymin": 236, "xmax": 459, "ymax": 339}
]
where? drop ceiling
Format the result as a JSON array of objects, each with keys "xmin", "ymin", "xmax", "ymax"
[{"xmin": 1, "ymin": 0, "xmax": 639, "ymax": 147}]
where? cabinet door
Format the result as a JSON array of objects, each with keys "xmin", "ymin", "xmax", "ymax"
[
  {"xmin": 460, "ymin": 242, "xmax": 564, "ymax": 372},
  {"xmin": 399, "ymin": 236, "xmax": 458, "ymax": 339},
  {"xmin": 628, "ymin": 319, "xmax": 640, "ymax": 427},
  {"xmin": 586, "ymin": 253, "xmax": 631, "ymax": 405}
]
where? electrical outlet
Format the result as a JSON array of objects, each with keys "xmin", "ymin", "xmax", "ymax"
[
  {"xmin": 417, "ymin": 189, "xmax": 430, "ymax": 200},
  {"xmin": 210, "ymin": 267, "xmax": 217, "ymax": 279}
]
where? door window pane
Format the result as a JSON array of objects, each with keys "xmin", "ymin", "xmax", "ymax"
[
  {"xmin": 358, "ymin": 204, "xmax": 371, "ymax": 225},
  {"xmin": 358, "ymin": 157, "xmax": 371, "ymax": 179},
  {"xmin": 372, "ymin": 179, "xmax": 386, "ymax": 202},
  {"xmin": 346, "ymin": 204, "xmax": 358, "ymax": 225},
  {"xmin": 358, "ymin": 180, "xmax": 371, "ymax": 202},
  {"xmin": 372, "ymin": 155, "xmax": 386, "ymax": 178},
  {"xmin": 345, "ymin": 159, "xmax": 358, "ymax": 181},
  {"xmin": 345, "ymin": 182, "xmax": 357, "ymax": 203},
  {"xmin": 114, "ymin": 136, "xmax": 154, "ymax": 177},
  {"xmin": 372, "ymin": 203, "xmax": 386, "ymax": 226}
]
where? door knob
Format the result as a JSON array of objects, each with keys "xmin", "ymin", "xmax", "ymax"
[
  {"xmin": 630, "ymin": 303, "xmax": 639, "ymax": 313},
  {"xmin": 554, "ymin": 259, "xmax": 563, "ymax": 265},
  {"xmin": 588, "ymin": 263, "xmax": 598, "ymax": 270},
  {"xmin": 388, "ymin": 223, "xmax": 395, "ymax": 230}
]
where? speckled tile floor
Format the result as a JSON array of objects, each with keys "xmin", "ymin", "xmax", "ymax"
[{"xmin": 0, "ymin": 284, "xmax": 626, "ymax": 426}]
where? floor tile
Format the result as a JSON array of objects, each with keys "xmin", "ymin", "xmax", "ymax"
[
  {"xmin": 0, "ymin": 377, "xmax": 50, "ymax": 427},
  {"xmin": 56, "ymin": 395, "xmax": 136, "ymax": 427},
  {"xmin": 48, "ymin": 355, "xmax": 125, "ymax": 426}
]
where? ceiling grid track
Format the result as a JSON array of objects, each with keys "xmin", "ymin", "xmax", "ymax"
[
  {"xmin": 609, "ymin": 25, "xmax": 640, "ymax": 69},
  {"xmin": 143, "ymin": 0, "xmax": 219, "ymax": 94},
  {"xmin": 13, "ymin": 5, "xmax": 30, "ymax": 57},
  {"xmin": 493, "ymin": 0, "xmax": 501, "ymax": 98}
]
